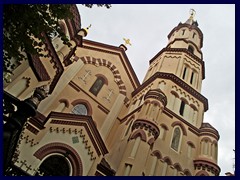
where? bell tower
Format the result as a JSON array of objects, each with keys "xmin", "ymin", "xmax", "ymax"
[
  {"xmin": 143, "ymin": 9, "xmax": 204, "ymax": 92},
  {"xmin": 116, "ymin": 10, "xmax": 220, "ymax": 176},
  {"xmin": 140, "ymin": 9, "xmax": 207, "ymax": 128}
]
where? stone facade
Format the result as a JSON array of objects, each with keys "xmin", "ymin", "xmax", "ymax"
[{"xmin": 3, "ymin": 5, "xmax": 220, "ymax": 176}]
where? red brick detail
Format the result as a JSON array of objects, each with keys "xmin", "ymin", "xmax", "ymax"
[
  {"xmin": 33, "ymin": 142, "xmax": 83, "ymax": 176},
  {"xmin": 79, "ymin": 56, "xmax": 128, "ymax": 97},
  {"xmin": 129, "ymin": 129, "xmax": 147, "ymax": 142},
  {"xmin": 29, "ymin": 54, "xmax": 51, "ymax": 81},
  {"xmin": 26, "ymin": 123, "xmax": 39, "ymax": 135},
  {"xmin": 171, "ymin": 121, "xmax": 187, "ymax": 136},
  {"xmin": 151, "ymin": 150, "xmax": 162, "ymax": 159}
]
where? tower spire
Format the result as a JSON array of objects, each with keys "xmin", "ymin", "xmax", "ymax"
[
  {"xmin": 189, "ymin": 9, "xmax": 196, "ymax": 20},
  {"xmin": 185, "ymin": 9, "xmax": 198, "ymax": 26}
]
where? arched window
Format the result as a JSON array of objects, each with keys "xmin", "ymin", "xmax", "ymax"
[
  {"xmin": 187, "ymin": 142, "xmax": 195, "ymax": 158},
  {"xmin": 159, "ymin": 124, "xmax": 168, "ymax": 140},
  {"xmin": 72, "ymin": 104, "xmax": 88, "ymax": 115},
  {"xmin": 90, "ymin": 76, "xmax": 105, "ymax": 96},
  {"xmin": 37, "ymin": 155, "xmax": 71, "ymax": 176},
  {"xmin": 203, "ymin": 140, "xmax": 209, "ymax": 155},
  {"xmin": 190, "ymin": 71, "xmax": 195, "ymax": 84},
  {"xmin": 182, "ymin": 29, "xmax": 186, "ymax": 35},
  {"xmin": 171, "ymin": 127, "xmax": 181, "ymax": 152},
  {"xmin": 182, "ymin": 66, "xmax": 187, "ymax": 80},
  {"xmin": 188, "ymin": 45, "xmax": 194, "ymax": 54},
  {"xmin": 179, "ymin": 100, "xmax": 185, "ymax": 116}
]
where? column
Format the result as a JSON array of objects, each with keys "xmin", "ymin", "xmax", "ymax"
[
  {"xmin": 168, "ymin": 93, "xmax": 176, "ymax": 110},
  {"xmin": 124, "ymin": 164, "xmax": 132, "ymax": 176},
  {"xmin": 155, "ymin": 106, "xmax": 161, "ymax": 121},
  {"xmin": 149, "ymin": 156, "xmax": 158, "ymax": 176},
  {"xmin": 183, "ymin": 104, "xmax": 190, "ymax": 119},
  {"xmin": 138, "ymin": 102, "xmax": 147, "ymax": 119},
  {"xmin": 173, "ymin": 97, "xmax": 181, "ymax": 113},
  {"xmin": 130, "ymin": 137, "xmax": 141, "ymax": 158},
  {"xmin": 38, "ymin": 59, "xmax": 84, "ymax": 114},
  {"xmin": 192, "ymin": 110, "xmax": 198, "ymax": 125},
  {"xmin": 200, "ymin": 141, "xmax": 204, "ymax": 155},
  {"xmin": 159, "ymin": 126, "xmax": 165, "ymax": 140},
  {"xmin": 176, "ymin": 57, "xmax": 185, "ymax": 76},
  {"xmin": 173, "ymin": 168, "xmax": 178, "ymax": 176},
  {"xmin": 208, "ymin": 142, "xmax": 211, "ymax": 156},
  {"xmin": 193, "ymin": 72, "xmax": 198, "ymax": 87},
  {"xmin": 187, "ymin": 145, "xmax": 192, "ymax": 158},
  {"xmin": 55, "ymin": 102, "xmax": 66, "ymax": 112},
  {"xmin": 100, "ymin": 94, "xmax": 125, "ymax": 139},
  {"xmin": 161, "ymin": 162, "xmax": 168, "ymax": 176},
  {"xmin": 186, "ymin": 68, "xmax": 192, "ymax": 83},
  {"xmin": 188, "ymin": 107, "xmax": 194, "ymax": 123}
]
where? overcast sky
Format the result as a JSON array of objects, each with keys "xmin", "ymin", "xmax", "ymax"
[{"xmin": 77, "ymin": 4, "xmax": 235, "ymax": 176}]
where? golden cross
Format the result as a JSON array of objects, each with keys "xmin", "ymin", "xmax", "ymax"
[{"xmin": 123, "ymin": 38, "xmax": 132, "ymax": 46}]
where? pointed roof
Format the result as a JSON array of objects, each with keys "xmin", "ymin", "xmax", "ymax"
[{"xmin": 167, "ymin": 10, "xmax": 203, "ymax": 48}]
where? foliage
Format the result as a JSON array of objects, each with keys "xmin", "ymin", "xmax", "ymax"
[
  {"xmin": 3, "ymin": 4, "xmax": 111, "ymax": 82},
  {"xmin": 83, "ymin": 4, "xmax": 111, "ymax": 9},
  {"xmin": 3, "ymin": 4, "xmax": 73, "ymax": 73}
]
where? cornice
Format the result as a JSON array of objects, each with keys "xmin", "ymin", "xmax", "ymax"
[
  {"xmin": 149, "ymin": 48, "xmax": 205, "ymax": 79},
  {"xmin": 194, "ymin": 159, "xmax": 221, "ymax": 176},
  {"xmin": 132, "ymin": 72, "xmax": 208, "ymax": 111},
  {"xmin": 164, "ymin": 108, "xmax": 219, "ymax": 140},
  {"xmin": 167, "ymin": 23, "xmax": 203, "ymax": 48},
  {"xmin": 167, "ymin": 38, "xmax": 202, "ymax": 56},
  {"xmin": 144, "ymin": 89, "xmax": 167, "ymax": 107},
  {"xmin": 28, "ymin": 111, "xmax": 47, "ymax": 131},
  {"xmin": 132, "ymin": 119, "xmax": 160, "ymax": 140},
  {"xmin": 47, "ymin": 111, "xmax": 108, "ymax": 156}
]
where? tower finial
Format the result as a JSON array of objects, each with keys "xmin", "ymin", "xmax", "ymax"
[
  {"xmin": 84, "ymin": 24, "xmax": 92, "ymax": 33},
  {"xmin": 123, "ymin": 38, "xmax": 132, "ymax": 46},
  {"xmin": 79, "ymin": 24, "xmax": 92, "ymax": 37},
  {"xmin": 189, "ymin": 9, "xmax": 196, "ymax": 20},
  {"xmin": 86, "ymin": 24, "xmax": 92, "ymax": 30}
]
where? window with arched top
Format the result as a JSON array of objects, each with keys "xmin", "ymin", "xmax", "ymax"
[
  {"xmin": 179, "ymin": 100, "xmax": 186, "ymax": 116},
  {"xmin": 182, "ymin": 66, "xmax": 187, "ymax": 80},
  {"xmin": 171, "ymin": 127, "xmax": 182, "ymax": 152},
  {"xmin": 72, "ymin": 104, "xmax": 88, "ymax": 115},
  {"xmin": 182, "ymin": 29, "xmax": 186, "ymax": 35},
  {"xmin": 90, "ymin": 76, "xmax": 105, "ymax": 96},
  {"xmin": 187, "ymin": 142, "xmax": 195, "ymax": 158},
  {"xmin": 188, "ymin": 45, "xmax": 194, "ymax": 54},
  {"xmin": 159, "ymin": 124, "xmax": 168, "ymax": 140}
]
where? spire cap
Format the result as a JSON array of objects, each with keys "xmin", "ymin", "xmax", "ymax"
[{"xmin": 185, "ymin": 9, "xmax": 199, "ymax": 26}]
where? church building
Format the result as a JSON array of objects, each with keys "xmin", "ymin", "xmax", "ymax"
[{"xmin": 3, "ymin": 5, "xmax": 220, "ymax": 176}]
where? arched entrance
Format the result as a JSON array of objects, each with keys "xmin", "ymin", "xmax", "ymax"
[{"xmin": 37, "ymin": 155, "xmax": 70, "ymax": 176}]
